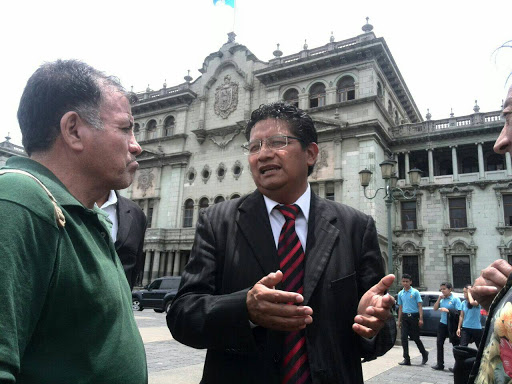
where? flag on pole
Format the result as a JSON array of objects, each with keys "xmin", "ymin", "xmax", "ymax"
[{"xmin": 213, "ymin": 0, "xmax": 235, "ymax": 8}]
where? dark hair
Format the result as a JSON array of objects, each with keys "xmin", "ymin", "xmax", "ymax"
[
  {"xmin": 245, "ymin": 102, "xmax": 318, "ymax": 175},
  {"xmin": 17, "ymin": 59, "xmax": 125, "ymax": 156},
  {"xmin": 402, "ymin": 274, "xmax": 412, "ymax": 281},
  {"xmin": 440, "ymin": 282, "xmax": 453, "ymax": 290}
]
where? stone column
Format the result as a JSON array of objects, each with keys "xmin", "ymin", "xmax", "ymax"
[
  {"xmin": 173, "ymin": 251, "xmax": 181, "ymax": 276},
  {"xmin": 192, "ymin": 201, "xmax": 200, "ymax": 227},
  {"xmin": 152, "ymin": 251, "xmax": 161, "ymax": 279},
  {"xmin": 477, "ymin": 142, "xmax": 485, "ymax": 179},
  {"xmin": 198, "ymin": 96, "xmax": 207, "ymax": 129},
  {"xmin": 318, "ymin": 182, "xmax": 326, "ymax": 199},
  {"xmin": 404, "ymin": 152, "xmax": 410, "ymax": 185},
  {"xmin": 298, "ymin": 93, "xmax": 309, "ymax": 110},
  {"xmin": 394, "ymin": 153, "xmax": 400, "ymax": 178},
  {"xmin": 451, "ymin": 145, "xmax": 459, "ymax": 181},
  {"xmin": 326, "ymin": 87, "xmax": 337, "ymax": 105},
  {"xmin": 168, "ymin": 252, "xmax": 175, "ymax": 276},
  {"xmin": 506, "ymin": 152, "xmax": 512, "ymax": 176},
  {"xmin": 143, "ymin": 250, "xmax": 151, "ymax": 285},
  {"xmin": 427, "ymin": 148, "xmax": 434, "ymax": 183},
  {"xmin": 333, "ymin": 138, "xmax": 343, "ymax": 184}
]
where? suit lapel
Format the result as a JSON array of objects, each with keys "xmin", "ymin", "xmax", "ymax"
[
  {"xmin": 237, "ymin": 191, "xmax": 280, "ymax": 276},
  {"xmin": 303, "ymin": 193, "xmax": 339, "ymax": 305},
  {"xmin": 115, "ymin": 193, "xmax": 133, "ymax": 250}
]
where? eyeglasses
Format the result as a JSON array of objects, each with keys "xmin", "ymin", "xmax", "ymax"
[{"xmin": 241, "ymin": 135, "xmax": 303, "ymax": 155}]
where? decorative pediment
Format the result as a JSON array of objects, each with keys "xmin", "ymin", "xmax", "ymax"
[
  {"xmin": 136, "ymin": 149, "xmax": 161, "ymax": 160},
  {"xmin": 192, "ymin": 123, "xmax": 245, "ymax": 148}
]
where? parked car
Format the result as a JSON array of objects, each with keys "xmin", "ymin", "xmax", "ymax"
[{"xmin": 132, "ymin": 276, "xmax": 181, "ymax": 313}]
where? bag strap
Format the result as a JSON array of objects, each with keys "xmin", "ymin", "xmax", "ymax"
[{"xmin": 0, "ymin": 169, "xmax": 66, "ymax": 228}]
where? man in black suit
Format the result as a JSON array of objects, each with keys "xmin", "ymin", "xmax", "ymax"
[
  {"xmin": 167, "ymin": 102, "xmax": 395, "ymax": 383},
  {"xmin": 98, "ymin": 190, "xmax": 147, "ymax": 289}
]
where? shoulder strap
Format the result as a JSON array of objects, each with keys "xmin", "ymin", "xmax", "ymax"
[{"xmin": 0, "ymin": 169, "xmax": 66, "ymax": 227}]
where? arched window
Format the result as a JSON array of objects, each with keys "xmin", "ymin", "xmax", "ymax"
[
  {"xmin": 214, "ymin": 196, "xmax": 225, "ymax": 204},
  {"xmin": 183, "ymin": 199, "xmax": 194, "ymax": 228},
  {"xmin": 199, "ymin": 197, "xmax": 209, "ymax": 209},
  {"xmin": 309, "ymin": 82, "xmax": 326, "ymax": 108},
  {"xmin": 146, "ymin": 119, "xmax": 157, "ymax": 140},
  {"xmin": 283, "ymin": 88, "xmax": 299, "ymax": 107},
  {"xmin": 377, "ymin": 82, "xmax": 383, "ymax": 99},
  {"xmin": 336, "ymin": 76, "xmax": 355, "ymax": 102},
  {"xmin": 487, "ymin": 153, "xmax": 505, "ymax": 171},
  {"xmin": 439, "ymin": 159, "xmax": 453, "ymax": 176},
  {"xmin": 163, "ymin": 116, "xmax": 175, "ymax": 136},
  {"xmin": 461, "ymin": 157, "xmax": 478, "ymax": 174},
  {"xmin": 388, "ymin": 100, "xmax": 393, "ymax": 115}
]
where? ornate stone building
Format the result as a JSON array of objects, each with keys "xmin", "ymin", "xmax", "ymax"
[
  {"xmin": 0, "ymin": 135, "xmax": 26, "ymax": 166},
  {"xmin": 121, "ymin": 23, "xmax": 508, "ymax": 290}
]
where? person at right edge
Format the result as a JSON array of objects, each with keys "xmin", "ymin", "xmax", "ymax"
[{"xmin": 465, "ymin": 83, "xmax": 512, "ymax": 383}]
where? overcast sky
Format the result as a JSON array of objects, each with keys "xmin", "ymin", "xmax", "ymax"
[{"xmin": 1, "ymin": 0, "xmax": 510, "ymax": 146}]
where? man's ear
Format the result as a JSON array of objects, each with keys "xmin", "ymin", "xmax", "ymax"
[
  {"xmin": 306, "ymin": 142, "xmax": 319, "ymax": 166},
  {"xmin": 60, "ymin": 111, "xmax": 86, "ymax": 152}
]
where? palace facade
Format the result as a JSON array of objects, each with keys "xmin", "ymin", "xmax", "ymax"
[{"xmin": 3, "ymin": 22, "xmax": 508, "ymax": 291}]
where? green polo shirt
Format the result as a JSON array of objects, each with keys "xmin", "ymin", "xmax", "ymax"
[{"xmin": 0, "ymin": 157, "xmax": 147, "ymax": 384}]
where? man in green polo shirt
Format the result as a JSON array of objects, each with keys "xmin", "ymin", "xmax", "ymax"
[
  {"xmin": 397, "ymin": 274, "xmax": 429, "ymax": 366},
  {"xmin": 0, "ymin": 60, "xmax": 147, "ymax": 383}
]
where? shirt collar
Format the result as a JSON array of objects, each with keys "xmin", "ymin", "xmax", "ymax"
[
  {"xmin": 5, "ymin": 156, "xmax": 82, "ymax": 207},
  {"xmin": 99, "ymin": 190, "xmax": 118, "ymax": 209},
  {"xmin": 263, "ymin": 184, "xmax": 311, "ymax": 221}
]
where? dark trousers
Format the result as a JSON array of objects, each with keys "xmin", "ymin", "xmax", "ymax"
[
  {"xmin": 401, "ymin": 313, "xmax": 427, "ymax": 360},
  {"xmin": 437, "ymin": 322, "xmax": 459, "ymax": 366},
  {"xmin": 460, "ymin": 327, "xmax": 483, "ymax": 349}
]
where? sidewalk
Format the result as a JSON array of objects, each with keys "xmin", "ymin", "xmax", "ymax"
[
  {"xmin": 135, "ymin": 312, "xmax": 458, "ymax": 384},
  {"xmin": 365, "ymin": 336, "xmax": 455, "ymax": 384}
]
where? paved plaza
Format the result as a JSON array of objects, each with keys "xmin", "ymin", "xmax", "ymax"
[{"xmin": 135, "ymin": 311, "xmax": 457, "ymax": 384}]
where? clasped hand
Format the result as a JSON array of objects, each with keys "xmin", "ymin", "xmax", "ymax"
[{"xmin": 246, "ymin": 271, "xmax": 395, "ymax": 339}]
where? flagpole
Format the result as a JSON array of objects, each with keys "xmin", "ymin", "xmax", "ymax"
[{"xmin": 232, "ymin": 0, "xmax": 236, "ymax": 34}]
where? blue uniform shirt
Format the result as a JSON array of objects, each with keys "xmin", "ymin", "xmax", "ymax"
[
  {"xmin": 461, "ymin": 300, "xmax": 482, "ymax": 329},
  {"xmin": 398, "ymin": 287, "xmax": 422, "ymax": 314},
  {"xmin": 440, "ymin": 294, "xmax": 462, "ymax": 324}
]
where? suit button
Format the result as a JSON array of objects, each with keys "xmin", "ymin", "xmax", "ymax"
[{"xmin": 273, "ymin": 353, "xmax": 281, "ymax": 363}]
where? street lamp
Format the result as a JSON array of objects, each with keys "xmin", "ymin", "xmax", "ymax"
[{"xmin": 359, "ymin": 160, "xmax": 422, "ymax": 283}]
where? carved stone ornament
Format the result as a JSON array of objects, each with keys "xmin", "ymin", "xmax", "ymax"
[
  {"xmin": 214, "ymin": 75, "xmax": 239, "ymax": 119},
  {"xmin": 137, "ymin": 169, "xmax": 154, "ymax": 197},
  {"xmin": 310, "ymin": 146, "xmax": 329, "ymax": 180}
]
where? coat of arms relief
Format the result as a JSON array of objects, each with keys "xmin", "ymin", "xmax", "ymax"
[{"xmin": 214, "ymin": 75, "xmax": 239, "ymax": 119}]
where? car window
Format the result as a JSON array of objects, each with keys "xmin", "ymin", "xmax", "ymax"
[
  {"xmin": 160, "ymin": 279, "xmax": 180, "ymax": 290},
  {"xmin": 148, "ymin": 279, "xmax": 162, "ymax": 289}
]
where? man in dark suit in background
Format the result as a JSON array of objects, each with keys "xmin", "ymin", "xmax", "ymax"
[
  {"xmin": 168, "ymin": 102, "xmax": 395, "ymax": 383},
  {"xmin": 98, "ymin": 190, "xmax": 147, "ymax": 289}
]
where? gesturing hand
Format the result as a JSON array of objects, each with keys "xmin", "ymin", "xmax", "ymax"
[
  {"xmin": 353, "ymin": 274, "xmax": 395, "ymax": 339},
  {"xmin": 246, "ymin": 271, "xmax": 313, "ymax": 332},
  {"xmin": 471, "ymin": 259, "xmax": 512, "ymax": 311}
]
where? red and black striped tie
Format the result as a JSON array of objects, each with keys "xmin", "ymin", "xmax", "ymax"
[{"xmin": 276, "ymin": 204, "xmax": 311, "ymax": 384}]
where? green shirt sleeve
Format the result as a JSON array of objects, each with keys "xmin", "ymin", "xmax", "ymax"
[{"xmin": 0, "ymin": 200, "xmax": 59, "ymax": 382}]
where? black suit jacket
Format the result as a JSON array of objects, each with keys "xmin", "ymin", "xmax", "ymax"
[
  {"xmin": 115, "ymin": 193, "xmax": 147, "ymax": 290},
  {"xmin": 167, "ymin": 190, "xmax": 395, "ymax": 383}
]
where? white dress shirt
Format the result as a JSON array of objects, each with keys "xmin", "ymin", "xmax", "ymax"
[
  {"xmin": 263, "ymin": 184, "xmax": 311, "ymax": 251},
  {"xmin": 98, "ymin": 190, "xmax": 118, "ymax": 242}
]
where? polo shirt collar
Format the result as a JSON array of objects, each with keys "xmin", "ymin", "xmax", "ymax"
[{"xmin": 5, "ymin": 156, "xmax": 85, "ymax": 207}]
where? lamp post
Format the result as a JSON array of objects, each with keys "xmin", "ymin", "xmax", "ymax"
[{"xmin": 359, "ymin": 160, "xmax": 422, "ymax": 288}]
